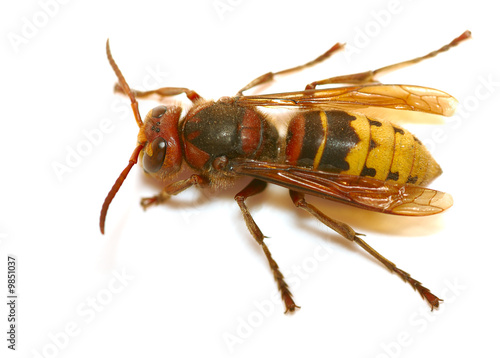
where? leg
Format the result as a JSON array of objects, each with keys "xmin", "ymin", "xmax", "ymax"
[
  {"xmin": 236, "ymin": 43, "xmax": 345, "ymax": 96},
  {"xmin": 289, "ymin": 190, "xmax": 442, "ymax": 310},
  {"xmin": 114, "ymin": 83, "xmax": 202, "ymax": 103},
  {"xmin": 235, "ymin": 179, "xmax": 299, "ymax": 313},
  {"xmin": 141, "ymin": 174, "xmax": 210, "ymax": 209},
  {"xmin": 306, "ymin": 30, "xmax": 471, "ymax": 89}
]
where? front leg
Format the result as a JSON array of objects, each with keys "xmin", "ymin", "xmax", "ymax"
[
  {"xmin": 115, "ymin": 83, "xmax": 202, "ymax": 103},
  {"xmin": 141, "ymin": 174, "xmax": 210, "ymax": 209}
]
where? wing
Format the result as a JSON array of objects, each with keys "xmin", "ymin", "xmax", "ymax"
[
  {"xmin": 236, "ymin": 84, "xmax": 457, "ymax": 117},
  {"xmin": 229, "ymin": 159, "xmax": 452, "ymax": 216}
]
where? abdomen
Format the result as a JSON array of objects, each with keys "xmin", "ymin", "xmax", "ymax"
[{"xmin": 285, "ymin": 110, "xmax": 442, "ymax": 186}]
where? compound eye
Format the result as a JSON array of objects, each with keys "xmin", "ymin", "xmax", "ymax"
[
  {"xmin": 151, "ymin": 105, "xmax": 168, "ymax": 119},
  {"xmin": 143, "ymin": 137, "xmax": 167, "ymax": 173}
]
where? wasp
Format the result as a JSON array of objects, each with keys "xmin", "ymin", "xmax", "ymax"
[{"xmin": 100, "ymin": 31, "xmax": 470, "ymax": 313}]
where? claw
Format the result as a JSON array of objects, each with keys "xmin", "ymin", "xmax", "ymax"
[{"xmin": 140, "ymin": 196, "xmax": 158, "ymax": 210}]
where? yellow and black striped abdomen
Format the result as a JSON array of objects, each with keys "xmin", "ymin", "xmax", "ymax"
[{"xmin": 285, "ymin": 110, "xmax": 442, "ymax": 186}]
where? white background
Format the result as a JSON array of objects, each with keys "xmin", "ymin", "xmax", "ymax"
[{"xmin": 2, "ymin": 0, "xmax": 499, "ymax": 357}]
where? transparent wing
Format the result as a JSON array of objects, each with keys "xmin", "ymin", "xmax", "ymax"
[
  {"xmin": 229, "ymin": 159, "xmax": 452, "ymax": 216},
  {"xmin": 236, "ymin": 84, "xmax": 457, "ymax": 117}
]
